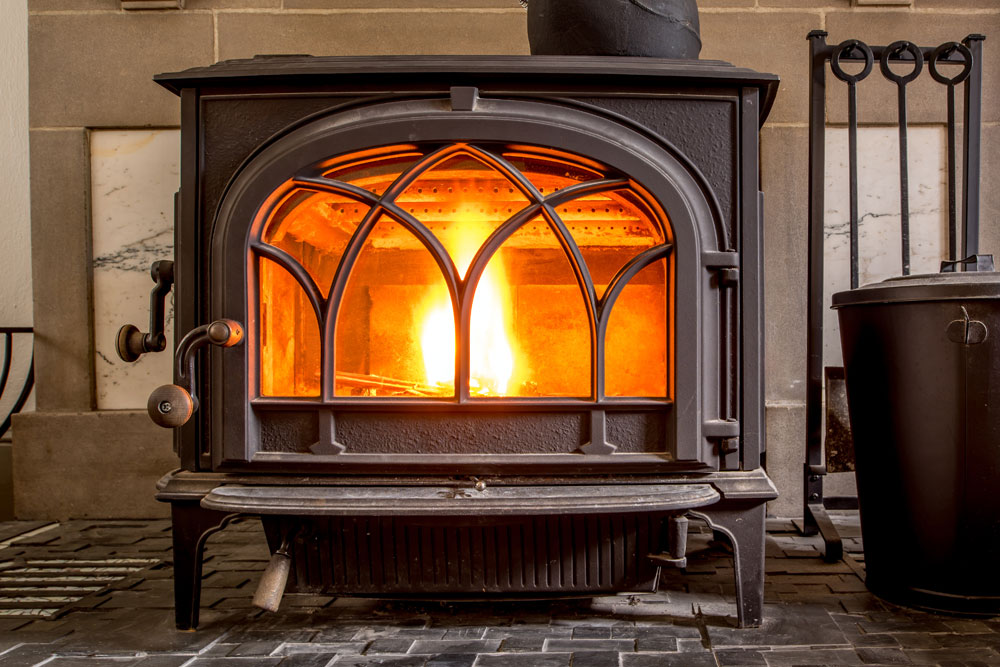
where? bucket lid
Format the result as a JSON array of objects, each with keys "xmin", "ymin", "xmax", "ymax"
[{"xmin": 832, "ymin": 271, "xmax": 1000, "ymax": 308}]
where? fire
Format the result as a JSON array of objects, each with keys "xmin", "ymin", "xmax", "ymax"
[{"xmin": 421, "ymin": 216, "xmax": 515, "ymax": 396}]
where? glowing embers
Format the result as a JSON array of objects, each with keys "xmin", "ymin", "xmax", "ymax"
[
  {"xmin": 259, "ymin": 257, "xmax": 321, "ymax": 397},
  {"xmin": 420, "ymin": 215, "xmax": 516, "ymax": 397},
  {"xmin": 253, "ymin": 142, "xmax": 673, "ymax": 400},
  {"xmin": 604, "ymin": 258, "xmax": 669, "ymax": 398}
]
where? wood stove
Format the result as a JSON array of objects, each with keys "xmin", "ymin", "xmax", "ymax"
[{"xmin": 122, "ymin": 56, "xmax": 778, "ymax": 630}]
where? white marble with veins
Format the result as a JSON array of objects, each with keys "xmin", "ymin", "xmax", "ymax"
[
  {"xmin": 92, "ymin": 130, "xmax": 179, "ymax": 410},
  {"xmin": 823, "ymin": 126, "xmax": 948, "ymax": 367}
]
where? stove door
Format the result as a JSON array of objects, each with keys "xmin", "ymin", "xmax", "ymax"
[{"xmin": 207, "ymin": 97, "xmax": 731, "ymax": 474}]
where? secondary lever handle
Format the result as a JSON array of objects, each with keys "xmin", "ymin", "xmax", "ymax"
[
  {"xmin": 117, "ymin": 260, "xmax": 174, "ymax": 362},
  {"xmin": 147, "ymin": 319, "xmax": 243, "ymax": 428}
]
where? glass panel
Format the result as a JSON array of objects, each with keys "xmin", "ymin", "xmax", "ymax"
[
  {"xmin": 604, "ymin": 258, "xmax": 669, "ymax": 398},
  {"xmin": 262, "ymin": 189, "xmax": 367, "ymax": 298},
  {"xmin": 323, "ymin": 146, "xmax": 423, "ymax": 196},
  {"xmin": 395, "ymin": 153, "xmax": 531, "ymax": 271},
  {"xmin": 502, "ymin": 148, "xmax": 605, "ymax": 195},
  {"xmin": 562, "ymin": 188, "xmax": 666, "ymax": 300},
  {"xmin": 259, "ymin": 256, "xmax": 321, "ymax": 397},
  {"xmin": 493, "ymin": 217, "xmax": 591, "ymax": 398},
  {"xmin": 334, "ymin": 216, "xmax": 454, "ymax": 397}
]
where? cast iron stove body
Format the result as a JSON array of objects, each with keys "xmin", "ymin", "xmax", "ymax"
[{"xmin": 145, "ymin": 55, "xmax": 779, "ymax": 630}]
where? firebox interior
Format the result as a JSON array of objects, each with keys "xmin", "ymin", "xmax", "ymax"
[{"xmin": 256, "ymin": 143, "xmax": 673, "ymax": 403}]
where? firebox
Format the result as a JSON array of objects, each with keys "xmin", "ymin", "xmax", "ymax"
[{"xmin": 124, "ymin": 55, "xmax": 779, "ymax": 630}]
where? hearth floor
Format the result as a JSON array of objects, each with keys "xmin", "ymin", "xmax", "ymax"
[{"xmin": 0, "ymin": 512, "xmax": 995, "ymax": 667}]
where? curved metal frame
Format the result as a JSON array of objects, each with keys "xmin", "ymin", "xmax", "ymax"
[
  {"xmin": 0, "ymin": 327, "xmax": 34, "ymax": 439},
  {"xmin": 210, "ymin": 96, "xmax": 722, "ymax": 470},
  {"xmin": 253, "ymin": 142, "xmax": 672, "ymax": 404}
]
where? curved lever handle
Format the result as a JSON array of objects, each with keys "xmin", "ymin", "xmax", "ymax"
[
  {"xmin": 117, "ymin": 261, "xmax": 174, "ymax": 362},
  {"xmin": 147, "ymin": 319, "xmax": 244, "ymax": 428}
]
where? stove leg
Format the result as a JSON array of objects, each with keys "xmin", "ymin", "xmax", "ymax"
[
  {"xmin": 170, "ymin": 501, "xmax": 236, "ymax": 630},
  {"xmin": 691, "ymin": 502, "xmax": 766, "ymax": 628}
]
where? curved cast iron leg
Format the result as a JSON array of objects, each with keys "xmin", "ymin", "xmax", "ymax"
[
  {"xmin": 690, "ymin": 501, "xmax": 767, "ymax": 628},
  {"xmin": 171, "ymin": 501, "xmax": 236, "ymax": 630}
]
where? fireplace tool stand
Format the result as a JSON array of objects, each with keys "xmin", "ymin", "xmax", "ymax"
[{"xmin": 801, "ymin": 32, "xmax": 985, "ymax": 560}]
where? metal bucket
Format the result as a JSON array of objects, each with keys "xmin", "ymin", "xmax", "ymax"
[{"xmin": 833, "ymin": 272, "xmax": 1000, "ymax": 614}]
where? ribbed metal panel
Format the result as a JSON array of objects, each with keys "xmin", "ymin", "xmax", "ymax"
[{"xmin": 271, "ymin": 514, "xmax": 663, "ymax": 595}]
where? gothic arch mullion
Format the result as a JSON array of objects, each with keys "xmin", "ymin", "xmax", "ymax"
[
  {"xmin": 543, "ymin": 178, "xmax": 630, "ymax": 208},
  {"xmin": 457, "ymin": 202, "xmax": 544, "ymax": 402},
  {"xmin": 321, "ymin": 205, "xmax": 384, "ymax": 401},
  {"xmin": 381, "ymin": 142, "xmax": 472, "ymax": 201},
  {"xmin": 596, "ymin": 243, "xmax": 674, "ymax": 400},
  {"xmin": 461, "ymin": 144, "xmax": 544, "ymax": 203},
  {"xmin": 378, "ymin": 201, "xmax": 462, "ymax": 297},
  {"xmin": 539, "ymin": 202, "xmax": 600, "ymax": 401},
  {"xmin": 290, "ymin": 178, "xmax": 382, "ymax": 207},
  {"xmin": 252, "ymin": 243, "xmax": 326, "ymax": 324}
]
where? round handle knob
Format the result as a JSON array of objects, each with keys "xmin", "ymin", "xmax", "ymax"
[
  {"xmin": 207, "ymin": 319, "xmax": 244, "ymax": 347},
  {"xmin": 147, "ymin": 384, "xmax": 195, "ymax": 428},
  {"xmin": 116, "ymin": 324, "xmax": 146, "ymax": 363}
]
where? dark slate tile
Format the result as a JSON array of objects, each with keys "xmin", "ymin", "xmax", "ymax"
[
  {"xmin": 758, "ymin": 648, "xmax": 862, "ymax": 665},
  {"xmin": 565, "ymin": 651, "xmax": 620, "ymax": 667},
  {"xmin": 621, "ymin": 653, "xmax": 717, "ymax": 667},
  {"xmin": 275, "ymin": 642, "xmax": 367, "ymax": 656},
  {"xmin": 706, "ymin": 605, "xmax": 848, "ymax": 648},
  {"xmin": 856, "ymin": 647, "xmax": 911, "ymax": 664},
  {"xmin": 440, "ymin": 628, "xmax": 486, "ymax": 640},
  {"xmin": 408, "ymin": 641, "xmax": 501, "ymax": 654},
  {"xmin": 634, "ymin": 637, "xmax": 678, "ymax": 652},
  {"xmin": 133, "ymin": 657, "xmax": 194, "ymax": 667},
  {"xmin": 852, "ymin": 634, "xmax": 900, "ymax": 648},
  {"xmin": 902, "ymin": 648, "xmax": 1000, "ymax": 664},
  {"xmin": 331, "ymin": 657, "xmax": 426, "ymax": 667},
  {"xmin": 497, "ymin": 636, "xmax": 547, "ymax": 653},
  {"xmin": 230, "ymin": 640, "xmax": 286, "ymax": 656},
  {"xmin": 366, "ymin": 638, "xmax": 416, "ymax": 654},
  {"xmin": 187, "ymin": 659, "xmax": 283, "ymax": 667},
  {"xmin": 278, "ymin": 655, "xmax": 340, "ymax": 667},
  {"xmin": 571, "ymin": 627, "xmax": 612, "ymax": 639},
  {"xmin": 474, "ymin": 653, "xmax": 571, "ymax": 666},
  {"xmin": 424, "ymin": 655, "xmax": 477, "ymax": 667},
  {"xmin": 715, "ymin": 648, "xmax": 768, "ymax": 665},
  {"xmin": 542, "ymin": 639, "xmax": 634, "ymax": 652}
]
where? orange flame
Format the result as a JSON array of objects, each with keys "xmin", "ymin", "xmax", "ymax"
[{"xmin": 421, "ymin": 216, "xmax": 515, "ymax": 396}]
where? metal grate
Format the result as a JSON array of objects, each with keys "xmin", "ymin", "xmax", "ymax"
[{"xmin": 0, "ymin": 557, "xmax": 160, "ymax": 618}]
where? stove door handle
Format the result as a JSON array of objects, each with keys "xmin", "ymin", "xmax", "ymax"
[{"xmin": 147, "ymin": 319, "xmax": 244, "ymax": 428}]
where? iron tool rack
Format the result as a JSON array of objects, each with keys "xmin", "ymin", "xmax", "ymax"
[{"xmin": 803, "ymin": 31, "xmax": 985, "ymax": 560}]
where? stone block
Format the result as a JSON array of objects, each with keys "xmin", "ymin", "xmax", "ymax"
[
  {"xmin": 978, "ymin": 125, "xmax": 1000, "ymax": 259},
  {"xmin": 29, "ymin": 12, "xmax": 213, "ymax": 128},
  {"xmin": 761, "ymin": 126, "xmax": 808, "ymax": 403},
  {"xmin": 824, "ymin": 11, "xmax": 1000, "ymax": 125},
  {"xmin": 28, "ymin": 0, "xmax": 116, "ymax": 8},
  {"xmin": 217, "ymin": 11, "xmax": 529, "ymax": 60},
  {"xmin": 285, "ymin": 0, "xmax": 516, "ymax": 7},
  {"xmin": 30, "ymin": 129, "xmax": 94, "ymax": 412},
  {"xmin": 11, "ymin": 410, "xmax": 175, "ymax": 520},
  {"xmin": 187, "ymin": 0, "xmax": 279, "ymax": 7},
  {"xmin": 917, "ymin": 0, "xmax": 999, "ymax": 8},
  {"xmin": 701, "ymin": 11, "xmax": 822, "ymax": 124},
  {"xmin": 758, "ymin": 0, "xmax": 847, "ymax": 6},
  {"xmin": 764, "ymin": 402, "xmax": 804, "ymax": 518},
  {"xmin": 699, "ymin": 0, "xmax": 755, "ymax": 7}
]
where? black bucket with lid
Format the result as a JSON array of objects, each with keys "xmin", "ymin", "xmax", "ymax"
[{"xmin": 833, "ymin": 267, "xmax": 1000, "ymax": 614}]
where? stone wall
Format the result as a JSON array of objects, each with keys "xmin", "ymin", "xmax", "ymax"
[{"xmin": 16, "ymin": 0, "xmax": 1000, "ymax": 519}]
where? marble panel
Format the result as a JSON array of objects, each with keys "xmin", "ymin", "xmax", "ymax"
[
  {"xmin": 822, "ymin": 126, "xmax": 947, "ymax": 368},
  {"xmin": 91, "ymin": 130, "xmax": 179, "ymax": 410}
]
